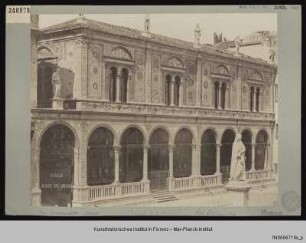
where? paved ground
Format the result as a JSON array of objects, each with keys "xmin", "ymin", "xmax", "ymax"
[
  {"xmin": 132, "ymin": 185, "xmax": 278, "ymax": 207},
  {"xmin": 94, "ymin": 184, "xmax": 278, "ymax": 208}
]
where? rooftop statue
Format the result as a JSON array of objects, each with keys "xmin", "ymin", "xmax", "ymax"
[
  {"xmin": 194, "ymin": 23, "xmax": 201, "ymax": 44},
  {"xmin": 144, "ymin": 15, "xmax": 150, "ymax": 33},
  {"xmin": 234, "ymin": 36, "xmax": 242, "ymax": 52}
]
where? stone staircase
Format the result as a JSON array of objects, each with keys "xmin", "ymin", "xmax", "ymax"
[{"xmin": 151, "ymin": 189, "xmax": 178, "ymax": 203}]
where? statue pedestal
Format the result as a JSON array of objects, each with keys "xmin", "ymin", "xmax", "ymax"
[
  {"xmin": 52, "ymin": 98, "xmax": 64, "ymax": 110},
  {"xmin": 225, "ymin": 181, "xmax": 251, "ymax": 206},
  {"xmin": 193, "ymin": 43, "xmax": 201, "ymax": 48},
  {"xmin": 141, "ymin": 32, "xmax": 151, "ymax": 38}
]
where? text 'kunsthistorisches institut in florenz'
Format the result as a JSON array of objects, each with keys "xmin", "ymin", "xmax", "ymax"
[{"xmin": 31, "ymin": 15, "xmax": 278, "ymax": 207}]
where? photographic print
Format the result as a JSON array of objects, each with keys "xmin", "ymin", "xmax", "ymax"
[{"xmin": 29, "ymin": 12, "xmax": 280, "ymax": 211}]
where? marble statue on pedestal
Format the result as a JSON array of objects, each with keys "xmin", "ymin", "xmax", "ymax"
[{"xmin": 229, "ymin": 133, "xmax": 246, "ymax": 182}]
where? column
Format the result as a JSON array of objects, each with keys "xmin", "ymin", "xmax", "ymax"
[
  {"xmin": 113, "ymin": 146, "xmax": 121, "ymax": 183},
  {"xmin": 252, "ymin": 88, "xmax": 256, "ymax": 112},
  {"xmin": 142, "ymin": 145, "xmax": 149, "ymax": 181},
  {"xmin": 264, "ymin": 144, "xmax": 270, "ymax": 170},
  {"xmin": 170, "ymin": 77, "xmax": 175, "ymax": 106},
  {"xmin": 218, "ymin": 83, "xmax": 222, "ymax": 109},
  {"xmin": 179, "ymin": 79, "xmax": 184, "ymax": 106},
  {"xmin": 215, "ymin": 143, "xmax": 221, "ymax": 175},
  {"xmin": 31, "ymin": 146, "xmax": 41, "ymax": 206},
  {"xmin": 115, "ymin": 72, "xmax": 121, "ymax": 103},
  {"xmin": 251, "ymin": 143, "xmax": 256, "ymax": 171},
  {"xmin": 72, "ymin": 146, "xmax": 81, "ymax": 206},
  {"xmin": 191, "ymin": 144, "xmax": 197, "ymax": 176},
  {"xmin": 168, "ymin": 144, "xmax": 174, "ymax": 190}
]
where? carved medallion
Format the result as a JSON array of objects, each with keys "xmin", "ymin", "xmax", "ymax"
[
  {"xmin": 153, "ymin": 59, "xmax": 159, "ymax": 69},
  {"xmin": 137, "ymin": 72, "xmax": 143, "ymax": 81},
  {"xmin": 204, "ymin": 95, "xmax": 207, "ymax": 100},
  {"xmin": 93, "ymin": 67, "xmax": 98, "ymax": 74},
  {"xmin": 204, "ymin": 81, "xmax": 208, "ymax": 89},
  {"xmin": 93, "ymin": 83, "xmax": 98, "ymax": 89},
  {"xmin": 204, "ymin": 68, "xmax": 208, "ymax": 76},
  {"xmin": 188, "ymin": 79, "xmax": 194, "ymax": 87},
  {"xmin": 92, "ymin": 51, "xmax": 98, "ymax": 58}
]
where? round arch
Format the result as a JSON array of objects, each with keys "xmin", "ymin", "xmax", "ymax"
[
  {"xmin": 201, "ymin": 129, "xmax": 217, "ymax": 175},
  {"xmin": 255, "ymin": 129, "xmax": 269, "ymax": 170},
  {"xmin": 120, "ymin": 127, "xmax": 145, "ymax": 183},
  {"xmin": 87, "ymin": 127, "xmax": 115, "ymax": 186},
  {"xmin": 120, "ymin": 124, "xmax": 148, "ymax": 145},
  {"xmin": 201, "ymin": 127, "xmax": 219, "ymax": 143},
  {"xmin": 39, "ymin": 123, "xmax": 76, "ymax": 207},
  {"xmin": 241, "ymin": 129, "xmax": 253, "ymax": 171},
  {"xmin": 38, "ymin": 120, "xmax": 80, "ymax": 149},
  {"xmin": 220, "ymin": 129, "xmax": 236, "ymax": 184},
  {"xmin": 87, "ymin": 124, "xmax": 119, "ymax": 146},
  {"xmin": 148, "ymin": 128, "xmax": 170, "ymax": 190},
  {"xmin": 174, "ymin": 126, "xmax": 196, "ymax": 145},
  {"xmin": 174, "ymin": 128, "xmax": 193, "ymax": 178},
  {"xmin": 148, "ymin": 125, "xmax": 173, "ymax": 145}
]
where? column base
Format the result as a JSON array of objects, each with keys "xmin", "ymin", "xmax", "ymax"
[
  {"xmin": 31, "ymin": 188, "xmax": 41, "ymax": 207},
  {"xmin": 225, "ymin": 180, "xmax": 251, "ymax": 206}
]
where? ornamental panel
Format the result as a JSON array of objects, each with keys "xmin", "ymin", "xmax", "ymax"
[{"xmin": 88, "ymin": 45, "xmax": 102, "ymax": 98}]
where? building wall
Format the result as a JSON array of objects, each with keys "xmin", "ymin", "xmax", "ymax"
[{"xmin": 35, "ymin": 28, "xmax": 276, "ymax": 114}]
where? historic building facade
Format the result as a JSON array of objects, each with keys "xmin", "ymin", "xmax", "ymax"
[{"xmin": 31, "ymin": 17, "xmax": 278, "ymax": 207}]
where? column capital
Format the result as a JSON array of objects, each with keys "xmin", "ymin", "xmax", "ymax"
[
  {"xmin": 216, "ymin": 143, "xmax": 222, "ymax": 148},
  {"xmin": 192, "ymin": 144, "xmax": 197, "ymax": 149},
  {"xmin": 142, "ymin": 144, "xmax": 150, "ymax": 150},
  {"xmin": 251, "ymin": 143, "xmax": 257, "ymax": 147},
  {"xmin": 168, "ymin": 144, "xmax": 175, "ymax": 151},
  {"xmin": 113, "ymin": 145, "xmax": 121, "ymax": 152}
]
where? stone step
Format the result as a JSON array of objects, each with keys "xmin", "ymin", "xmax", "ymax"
[{"xmin": 151, "ymin": 190, "xmax": 178, "ymax": 203}]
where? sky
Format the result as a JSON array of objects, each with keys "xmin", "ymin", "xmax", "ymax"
[{"xmin": 39, "ymin": 13, "xmax": 277, "ymax": 44}]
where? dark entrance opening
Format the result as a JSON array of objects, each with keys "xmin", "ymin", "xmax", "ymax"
[
  {"xmin": 120, "ymin": 128, "xmax": 144, "ymax": 183},
  {"xmin": 201, "ymin": 129, "xmax": 217, "ymax": 175},
  {"xmin": 255, "ymin": 130, "xmax": 268, "ymax": 170},
  {"xmin": 37, "ymin": 62, "xmax": 55, "ymax": 108},
  {"xmin": 220, "ymin": 129, "xmax": 235, "ymax": 184},
  {"xmin": 174, "ymin": 128, "xmax": 192, "ymax": 178},
  {"xmin": 87, "ymin": 127, "xmax": 115, "ymax": 186},
  {"xmin": 148, "ymin": 128, "xmax": 169, "ymax": 191},
  {"xmin": 242, "ymin": 130, "xmax": 252, "ymax": 171},
  {"xmin": 40, "ymin": 124, "xmax": 75, "ymax": 207}
]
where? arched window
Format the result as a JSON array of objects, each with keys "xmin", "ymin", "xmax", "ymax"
[
  {"xmin": 220, "ymin": 129, "xmax": 235, "ymax": 184},
  {"xmin": 174, "ymin": 128, "xmax": 192, "ymax": 178},
  {"xmin": 221, "ymin": 82, "xmax": 227, "ymax": 109},
  {"xmin": 120, "ymin": 128, "xmax": 144, "ymax": 183},
  {"xmin": 201, "ymin": 129, "xmax": 217, "ymax": 175},
  {"xmin": 87, "ymin": 128, "xmax": 114, "ymax": 186},
  {"xmin": 214, "ymin": 81, "xmax": 219, "ymax": 109},
  {"xmin": 165, "ymin": 75, "xmax": 172, "ymax": 106},
  {"xmin": 109, "ymin": 67, "xmax": 117, "ymax": 102},
  {"xmin": 241, "ymin": 130, "xmax": 252, "ymax": 171},
  {"xmin": 40, "ymin": 124, "xmax": 75, "ymax": 207},
  {"xmin": 120, "ymin": 68, "xmax": 128, "ymax": 103},
  {"xmin": 250, "ymin": 86, "xmax": 255, "ymax": 111},
  {"xmin": 256, "ymin": 87, "xmax": 260, "ymax": 112},
  {"xmin": 255, "ymin": 130, "xmax": 268, "ymax": 170},
  {"xmin": 174, "ymin": 76, "xmax": 181, "ymax": 106},
  {"xmin": 148, "ymin": 128, "xmax": 169, "ymax": 190}
]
